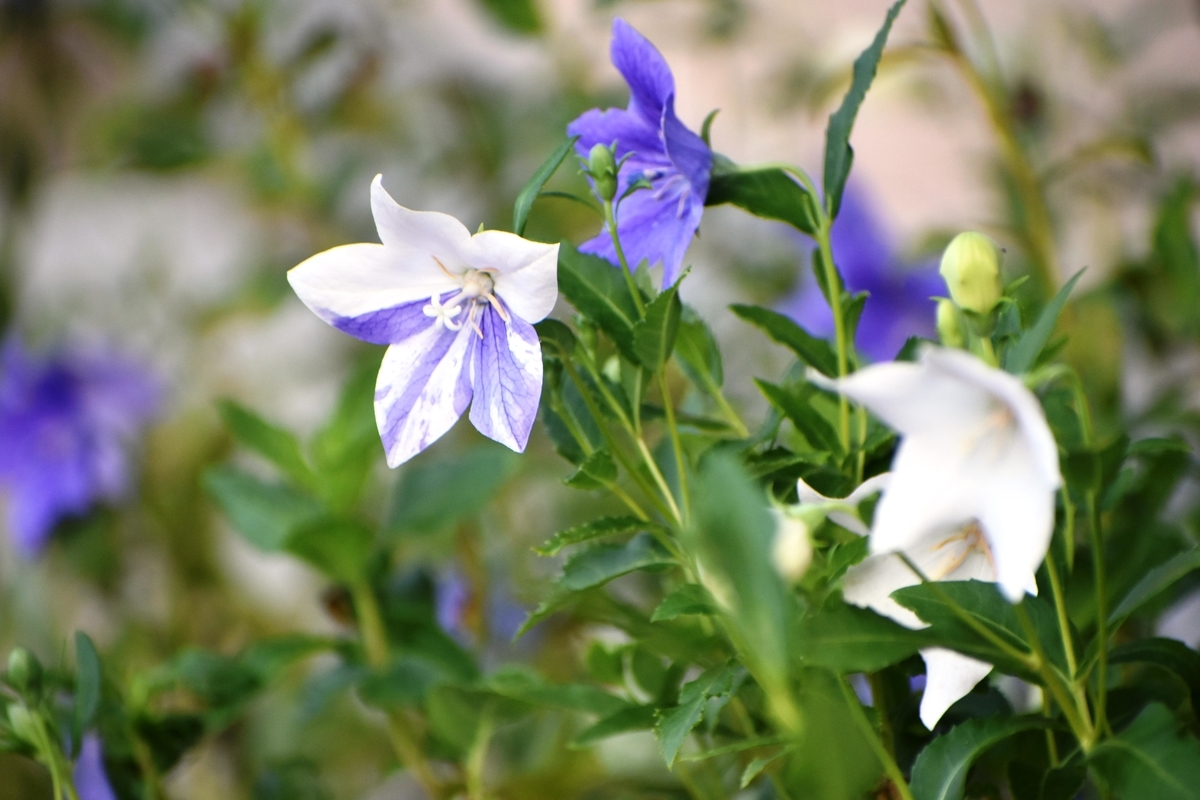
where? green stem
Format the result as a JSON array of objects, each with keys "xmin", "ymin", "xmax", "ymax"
[
  {"xmin": 658, "ymin": 367, "xmax": 691, "ymax": 525},
  {"xmin": 839, "ymin": 678, "xmax": 914, "ymax": 800},
  {"xmin": 550, "ymin": 390, "xmax": 650, "ymax": 521},
  {"xmin": 603, "ymin": 200, "xmax": 646, "ymax": 317},
  {"xmin": 1014, "ymin": 603, "xmax": 1095, "ymax": 750},
  {"xmin": 465, "ymin": 706, "xmax": 494, "ymax": 800},
  {"xmin": 815, "ymin": 217, "xmax": 852, "ymax": 450},
  {"xmin": 352, "ymin": 582, "xmax": 444, "ymax": 796}
]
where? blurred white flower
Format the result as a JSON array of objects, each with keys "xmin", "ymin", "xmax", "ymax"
[{"xmin": 771, "ymin": 509, "xmax": 814, "ymax": 583}]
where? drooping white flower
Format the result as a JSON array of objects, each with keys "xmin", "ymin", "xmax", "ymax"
[
  {"xmin": 810, "ymin": 346, "xmax": 1063, "ymax": 728},
  {"xmin": 289, "ymin": 175, "xmax": 559, "ymax": 467}
]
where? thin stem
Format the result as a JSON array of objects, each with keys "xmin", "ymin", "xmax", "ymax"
[
  {"xmin": 658, "ymin": 367, "xmax": 691, "ymax": 524},
  {"xmin": 634, "ymin": 436, "xmax": 684, "ymax": 527},
  {"xmin": 1044, "ymin": 551, "xmax": 1078, "ymax": 679},
  {"xmin": 465, "ymin": 706, "xmax": 495, "ymax": 800},
  {"xmin": 550, "ymin": 390, "xmax": 650, "ymax": 521},
  {"xmin": 1087, "ymin": 492, "xmax": 1108, "ymax": 737},
  {"xmin": 352, "ymin": 583, "xmax": 444, "ymax": 796},
  {"xmin": 815, "ymin": 218, "xmax": 852, "ymax": 450},
  {"xmin": 712, "ymin": 387, "xmax": 750, "ymax": 438},
  {"xmin": 603, "ymin": 200, "xmax": 645, "ymax": 317},
  {"xmin": 867, "ymin": 673, "xmax": 896, "ymax": 757},
  {"xmin": 1014, "ymin": 603, "xmax": 1094, "ymax": 750},
  {"xmin": 839, "ymin": 678, "xmax": 914, "ymax": 800}
]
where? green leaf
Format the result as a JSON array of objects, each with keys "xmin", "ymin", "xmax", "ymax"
[
  {"xmin": 486, "ymin": 667, "xmax": 629, "ymax": 715},
  {"xmin": 563, "ymin": 449, "xmax": 617, "ymax": 491},
  {"xmin": 675, "ymin": 306, "xmax": 724, "ymax": 389},
  {"xmin": 218, "ymin": 400, "xmax": 314, "ymax": 488},
  {"xmin": 1004, "ymin": 269, "xmax": 1085, "ymax": 374},
  {"xmin": 633, "ymin": 281, "xmax": 682, "ymax": 369},
  {"xmin": 705, "ymin": 160, "xmax": 818, "ymax": 235},
  {"xmin": 794, "ymin": 604, "xmax": 928, "ymax": 672},
  {"xmin": 239, "ymin": 635, "xmax": 337, "ymax": 680},
  {"xmin": 1089, "ymin": 703, "xmax": 1200, "ymax": 800},
  {"xmin": 652, "ymin": 584, "xmax": 718, "ymax": 622},
  {"xmin": 558, "ymin": 242, "xmax": 641, "ymax": 362},
  {"xmin": 559, "ymin": 533, "xmax": 675, "ymax": 592},
  {"xmin": 656, "ymin": 695, "xmax": 706, "ymax": 768},
  {"xmin": 822, "ymin": 0, "xmax": 907, "ymax": 218},
  {"xmin": 741, "ymin": 751, "xmax": 787, "ymax": 788},
  {"xmin": 573, "ymin": 705, "xmax": 657, "ymax": 747},
  {"xmin": 730, "ymin": 304, "xmax": 839, "ymax": 376},
  {"xmin": 204, "ymin": 466, "xmax": 323, "ymax": 552},
  {"xmin": 514, "ymin": 589, "xmax": 575, "ymax": 639},
  {"xmin": 1109, "ymin": 638, "xmax": 1200, "ymax": 703},
  {"xmin": 1109, "ymin": 549, "xmax": 1200, "ymax": 628},
  {"xmin": 474, "ymin": 0, "xmax": 540, "ymax": 34},
  {"xmin": 358, "ymin": 659, "xmax": 443, "ymax": 709},
  {"xmin": 536, "ymin": 516, "xmax": 649, "ymax": 556},
  {"xmin": 910, "ymin": 715, "xmax": 1048, "ymax": 800},
  {"xmin": 309, "ymin": 355, "xmax": 380, "ymax": 511},
  {"xmin": 754, "ymin": 378, "xmax": 842, "ymax": 453},
  {"xmin": 387, "ymin": 444, "xmax": 518, "ymax": 536},
  {"xmin": 74, "ymin": 632, "xmax": 102, "ymax": 739},
  {"xmin": 513, "ymin": 136, "xmax": 578, "ymax": 236},
  {"xmin": 284, "ymin": 517, "xmax": 374, "ymax": 584},
  {"xmin": 535, "ymin": 318, "xmax": 577, "ymax": 359}
]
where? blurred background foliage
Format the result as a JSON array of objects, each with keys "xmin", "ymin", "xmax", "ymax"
[{"xmin": 0, "ymin": 0, "xmax": 1197, "ymax": 797}]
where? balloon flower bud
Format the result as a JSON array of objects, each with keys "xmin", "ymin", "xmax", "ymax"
[
  {"xmin": 936, "ymin": 299, "xmax": 966, "ymax": 349},
  {"xmin": 940, "ymin": 232, "xmax": 1003, "ymax": 315},
  {"xmin": 771, "ymin": 508, "xmax": 821, "ymax": 583},
  {"xmin": 6, "ymin": 647, "xmax": 41, "ymax": 694},
  {"xmin": 587, "ymin": 143, "xmax": 618, "ymax": 203}
]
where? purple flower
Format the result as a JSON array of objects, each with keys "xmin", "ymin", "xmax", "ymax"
[
  {"xmin": 567, "ymin": 19, "xmax": 712, "ymax": 288},
  {"xmin": 778, "ymin": 184, "xmax": 942, "ymax": 362},
  {"xmin": 436, "ymin": 570, "xmax": 472, "ymax": 639},
  {"xmin": 0, "ymin": 340, "xmax": 159, "ymax": 557},
  {"xmin": 73, "ymin": 734, "xmax": 118, "ymax": 800},
  {"xmin": 289, "ymin": 176, "xmax": 559, "ymax": 467}
]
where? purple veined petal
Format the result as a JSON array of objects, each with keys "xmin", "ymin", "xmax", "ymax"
[
  {"xmin": 610, "ymin": 18, "xmax": 675, "ymax": 124},
  {"xmin": 375, "ymin": 314, "xmax": 477, "ymax": 468},
  {"xmin": 332, "ymin": 294, "xmax": 456, "ymax": 346},
  {"xmin": 468, "ymin": 305, "xmax": 542, "ymax": 453},
  {"xmin": 661, "ymin": 94, "xmax": 711, "ymax": 202},
  {"xmin": 73, "ymin": 734, "xmax": 118, "ymax": 800}
]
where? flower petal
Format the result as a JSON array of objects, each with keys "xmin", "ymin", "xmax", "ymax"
[
  {"xmin": 328, "ymin": 293, "xmax": 458, "ymax": 346},
  {"xmin": 74, "ymin": 734, "xmax": 118, "ymax": 800},
  {"xmin": 370, "ymin": 175, "xmax": 473, "ymax": 263},
  {"xmin": 568, "ymin": 107, "xmax": 664, "ymax": 163},
  {"xmin": 468, "ymin": 306, "xmax": 543, "ymax": 453},
  {"xmin": 610, "ymin": 18, "xmax": 674, "ymax": 123},
  {"xmin": 796, "ymin": 473, "xmax": 890, "ymax": 536},
  {"xmin": 843, "ymin": 552, "xmax": 925, "ymax": 629},
  {"xmin": 375, "ymin": 318, "xmax": 476, "ymax": 468},
  {"xmin": 470, "ymin": 232, "xmax": 559, "ymax": 323},
  {"xmin": 288, "ymin": 243, "xmax": 457, "ymax": 329},
  {"xmin": 661, "ymin": 94, "xmax": 711, "ymax": 201},
  {"xmin": 918, "ymin": 647, "xmax": 993, "ymax": 729},
  {"xmin": 979, "ymin": 440, "xmax": 1053, "ymax": 602}
]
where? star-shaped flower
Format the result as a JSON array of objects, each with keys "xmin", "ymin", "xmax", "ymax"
[
  {"xmin": 808, "ymin": 346, "xmax": 1062, "ymax": 727},
  {"xmin": 567, "ymin": 18, "xmax": 712, "ymax": 288},
  {"xmin": 289, "ymin": 176, "xmax": 559, "ymax": 467},
  {"xmin": 0, "ymin": 340, "xmax": 159, "ymax": 557}
]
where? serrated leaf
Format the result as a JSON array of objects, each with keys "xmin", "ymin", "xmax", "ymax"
[
  {"xmin": 1088, "ymin": 703, "xmax": 1200, "ymax": 800},
  {"xmin": 729, "ymin": 304, "xmax": 839, "ymax": 376},
  {"xmin": 74, "ymin": 632, "xmax": 102, "ymax": 744},
  {"xmin": 563, "ymin": 448, "xmax": 618, "ymax": 491},
  {"xmin": 705, "ymin": 160, "xmax": 818, "ymax": 235},
  {"xmin": 1109, "ymin": 549, "xmax": 1200, "ymax": 628},
  {"xmin": 536, "ymin": 516, "xmax": 649, "ymax": 556},
  {"xmin": 754, "ymin": 378, "xmax": 842, "ymax": 453},
  {"xmin": 514, "ymin": 590, "xmax": 575, "ymax": 640},
  {"xmin": 558, "ymin": 242, "xmax": 641, "ymax": 362},
  {"xmin": 573, "ymin": 705, "xmax": 658, "ymax": 747},
  {"xmin": 652, "ymin": 584, "xmax": 718, "ymax": 622},
  {"xmin": 741, "ymin": 750, "xmax": 787, "ymax": 788},
  {"xmin": 633, "ymin": 282, "xmax": 682, "ymax": 369},
  {"xmin": 656, "ymin": 694, "xmax": 706, "ymax": 768},
  {"xmin": 513, "ymin": 136, "xmax": 577, "ymax": 236},
  {"xmin": 1004, "ymin": 269, "xmax": 1085, "ymax": 374},
  {"xmin": 204, "ymin": 466, "xmax": 324, "ymax": 552},
  {"xmin": 823, "ymin": 0, "xmax": 907, "ymax": 218},
  {"xmin": 559, "ymin": 533, "xmax": 675, "ymax": 592},
  {"xmin": 910, "ymin": 715, "xmax": 1048, "ymax": 800},
  {"xmin": 217, "ymin": 400, "xmax": 314, "ymax": 489},
  {"xmin": 794, "ymin": 604, "xmax": 929, "ymax": 672}
]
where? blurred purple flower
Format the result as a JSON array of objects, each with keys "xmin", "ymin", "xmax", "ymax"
[
  {"xmin": 436, "ymin": 570, "xmax": 472, "ymax": 639},
  {"xmin": 0, "ymin": 339, "xmax": 159, "ymax": 557},
  {"xmin": 778, "ymin": 185, "xmax": 942, "ymax": 362},
  {"xmin": 73, "ymin": 734, "xmax": 117, "ymax": 800},
  {"xmin": 567, "ymin": 18, "xmax": 711, "ymax": 288}
]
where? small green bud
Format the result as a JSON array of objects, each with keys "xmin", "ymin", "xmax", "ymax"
[
  {"xmin": 939, "ymin": 232, "xmax": 1003, "ymax": 315},
  {"xmin": 6, "ymin": 705, "xmax": 38, "ymax": 744},
  {"xmin": 936, "ymin": 299, "xmax": 966, "ymax": 349},
  {"xmin": 587, "ymin": 143, "xmax": 618, "ymax": 203},
  {"xmin": 771, "ymin": 507, "xmax": 823, "ymax": 583},
  {"xmin": 6, "ymin": 648, "xmax": 41, "ymax": 695}
]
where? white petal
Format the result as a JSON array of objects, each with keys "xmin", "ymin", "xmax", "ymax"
[
  {"xmin": 375, "ymin": 322, "xmax": 476, "ymax": 468},
  {"xmin": 843, "ymin": 553, "xmax": 925, "ymax": 630},
  {"xmin": 918, "ymin": 647, "xmax": 993, "ymax": 729},
  {"xmin": 925, "ymin": 347, "xmax": 1061, "ymax": 489},
  {"xmin": 371, "ymin": 175, "xmax": 473, "ymax": 263},
  {"xmin": 979, "ymin": 439, "xmax": 1054, "ymax": 602},
  {"xmin": 470, "ymin": 231, "xmax": 560, "ymax": 323},
  {"xmin": 288, "ymin": 243, "xmax": 458, "ymax": 323},
  {"xmin": 796, "ymin": 473, "xmax": 891, "ymax": 536}
]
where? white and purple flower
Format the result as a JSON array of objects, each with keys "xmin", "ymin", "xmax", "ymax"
[
  {"xmin": 567, "ymin": 19, "xmax": 712, "ymax": 288},
  {"xmin": 0, "ymin": 339, "xmax": 159, "ymax": 557},
  {"xmin": 288, "ymin": 176, "xmax": 559, "ymax": 468}
]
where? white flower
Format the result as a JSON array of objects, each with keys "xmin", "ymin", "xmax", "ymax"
[
  {"xmin": 771, "ymin": 509, "xmax": 815, "ymax": 583},
  {"xmin": 289, "ymin": 175, "xmax": 559, "ymax": 467},
  {"xmin": 810, "ymin": 346, "xmax": 1063, "ymax": 728}
]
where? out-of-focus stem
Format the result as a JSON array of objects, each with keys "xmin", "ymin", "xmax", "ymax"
[{"xmin": 839, "ymin": 678, "xmax": 914, "ymax": 800}]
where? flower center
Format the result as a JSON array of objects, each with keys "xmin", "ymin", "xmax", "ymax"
[
  {"xmin": 425, "ymin": 259, "xmax": 510, "ymax": 337},
  {"xmin": 928, "ymin": 520, "xmax": 994, "ymax": 580},
  {"xmin": 460, "ymin": 269, "xmax": 495, "ymax": 299}
]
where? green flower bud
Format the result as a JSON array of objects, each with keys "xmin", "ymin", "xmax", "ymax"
[
  {"xmin": 587, "ymin": 143, "xmax": 618, "ymax": 203},
  {"xmin": 6, "ymin": 648, "xmax": 41, "ymax": 695},
  {"xmin": 6, "ymin": 705, "xmax": 38, "ymax": 744},
  {"xmin": 939, "ymin": 232, "xmax": 1003, "ymax": 315},
  {"xmin": 936, "ymin": 299, "xmax": 966, "ymax": 349}
]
